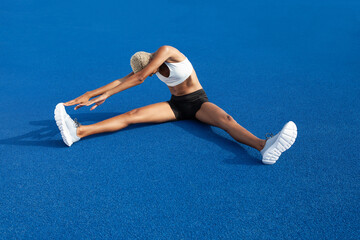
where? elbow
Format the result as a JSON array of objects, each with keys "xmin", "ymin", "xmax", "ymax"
[
  {"xmin": 137, "ymin": 74, "xmax": 147, "ymax": 83},
  {"xmin": 135, "ymin": 77, "xmax": 145, "ymax": 86}
]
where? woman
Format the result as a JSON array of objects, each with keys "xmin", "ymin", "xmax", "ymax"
[{"xmin": 54, "ymin": 45, "xmax": 297, "ymax": 164}]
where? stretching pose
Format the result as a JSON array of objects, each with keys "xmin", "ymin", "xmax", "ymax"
[{"xmin": 54, "ymin": 45, "xmax": 297, "ymax": 164}]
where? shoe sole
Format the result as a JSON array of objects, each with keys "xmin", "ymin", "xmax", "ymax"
[
  {"xmin": 262, "ymin": 121, "xmax": 298, "ymax": 165},
  {"xmin": 54, "ymin": 103, "xmax": 73, "ymax": 147}
]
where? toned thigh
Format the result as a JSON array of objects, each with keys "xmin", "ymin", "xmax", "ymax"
[
  {"xmin": 195, "ymin": 102, "xmax": 236, "ymax": 130},
  {"xmin": 125, "ymin": 101, "xmax": 177, "ymax": 124}
]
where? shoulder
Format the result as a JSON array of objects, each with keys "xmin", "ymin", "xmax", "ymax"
[
  {"xmin": 154, "ymin": 45, "xmax": 185, "ymax": 62},
  {"xmin": 150, "ymin": 45, "xmax": 174, "ymax": 62},
  {"xmin": 155, "ymin": 45, "xmax": 175, "ymax": 55}
]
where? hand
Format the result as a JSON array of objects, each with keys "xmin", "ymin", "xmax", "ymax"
[
  {"xmin": 64, "ymin": 92, "xmax": 91, "ymax": 110},
  {"xmin": 83, "ymin": 93, "xmax": 109, "ymax": 111}
]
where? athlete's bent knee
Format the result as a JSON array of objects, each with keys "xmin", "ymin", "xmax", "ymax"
[
  {"xmin": 124, "ymin": 108, "xmax": 141, "ymax": 124},
  {"xmin": 127, "ymin": 108, "xmax": 140, "ymax": 116},
  {"xmin": 221, "ymin": 114, "xmax": 233, "ymax": 122},
  {"xmin": 217, "ymin": 114, "xmax": 235, "ymax": 129}
]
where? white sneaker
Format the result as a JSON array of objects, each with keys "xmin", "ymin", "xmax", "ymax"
[
  {"xmin": 260, "ymin": 121, "xmax": 297, "ymax": 164},
  {"xmin": 54, "ymin": 103, "xmax": 81, "ymax": 147}
]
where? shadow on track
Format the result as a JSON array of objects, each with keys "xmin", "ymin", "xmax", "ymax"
[
  {"xmin": 0, "ymin": 112, "xmax": 121, "ymax": 148},
  {"xmin": 170, "ymin": 121, "xmax": 261, "ymax": 165}
]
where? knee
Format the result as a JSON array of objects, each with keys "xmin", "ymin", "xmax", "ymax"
[
  {"xmin": 225, "ymin": 114, "xmax": 233, "ymax": 122},
  {"xmin": 127, "ymin": 108, "xmax": 140, "ymax": 115},
  {"xmin": 124, "ymin": 108, "xmax": 141, "ymax": 124},
  {"xmin": 217, "ymin": 114, "xmax": 235, "ymax": 129}
]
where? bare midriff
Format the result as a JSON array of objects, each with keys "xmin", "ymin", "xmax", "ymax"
[{"xmin": 167, "ymin": 70, "xmax": 203, "ymax": 96}]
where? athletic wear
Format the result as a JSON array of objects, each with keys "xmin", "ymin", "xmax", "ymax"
[
  {"xmin": 54, "ymin": 103, "xmax": 81, "ymax": 147},
  {"xmin": 261, "ymin": 121, "xmax": 298, "ymax": 164},
  {"xmin": 167, "ymin": 88, "xmax": 209, "ymax": 120},
  {"xmin": 156, "ymin": 57, "xmax": 194, "ymax": 87}
]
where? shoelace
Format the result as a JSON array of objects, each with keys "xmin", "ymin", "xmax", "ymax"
[
  {"xmin": 73, "ymin": 118, "xmax": 81, "ymax": 128},
  {"xmin": 265, "ymin": 133, "xmax": 274, "ymax": 140}
]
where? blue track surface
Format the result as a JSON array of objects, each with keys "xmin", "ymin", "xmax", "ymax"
[{"xmin": 1, "ymin": 0, "xmax": 359, "ymax": 239}]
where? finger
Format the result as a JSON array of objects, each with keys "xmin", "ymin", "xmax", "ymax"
[
  {"xmin": 86, "ymin": 99, "xmax": 98, "ymax": 106},
  {"xmin": 74, "ymin": 104, "xmax": 85, "ymax": 110},
  {"xmin": 91, "ymin": 100, "xmax": 105, "ymax": 110},
  {"xmin": 64, "ymin": 100, "xmax": 76, "ymax": 106},
  {"xmin": 90, "ymin": 104, "xmax": 97, "ymax": 111},
  {"xmin": 85, "ymin": 100, "xmax": 94, "ymax": 106},
  {"xmin": 98, "ymin": 100, "xmax": 105, "ymax": 105}
]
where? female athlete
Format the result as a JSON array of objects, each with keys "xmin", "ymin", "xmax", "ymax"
[{"xmin": 54, "ymin": 45, "xmax": 297, "ymax": 164}]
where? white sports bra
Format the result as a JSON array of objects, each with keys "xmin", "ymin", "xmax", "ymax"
[{"xmin": 155, "ymin": 57, "xmax": 194, "ymax": 87}]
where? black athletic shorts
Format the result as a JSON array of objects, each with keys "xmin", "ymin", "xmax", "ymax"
[{"xmin": 167, "ymin": 88, "xmax": 209, "ymax": 120}]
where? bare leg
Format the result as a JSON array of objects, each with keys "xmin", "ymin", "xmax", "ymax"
[
  {"xmin": 195, "ymin": 102, "xmax": 266, "ymax": 151},
  {"xmin": 77, "ymin": 102, "xmax": 176, "ymax": 138}
]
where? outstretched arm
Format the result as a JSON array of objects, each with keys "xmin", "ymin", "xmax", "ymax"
[
  {"xmin": 81, "ymin": 71, "xmax": 144, "ymax": 110},
  {"xmin": 86, "ymin": 72, "xmax": 134, "ymax": 98},
  {"xmin": 63, "ymin": 72, "xmax": 134, "ymax": 110}
]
